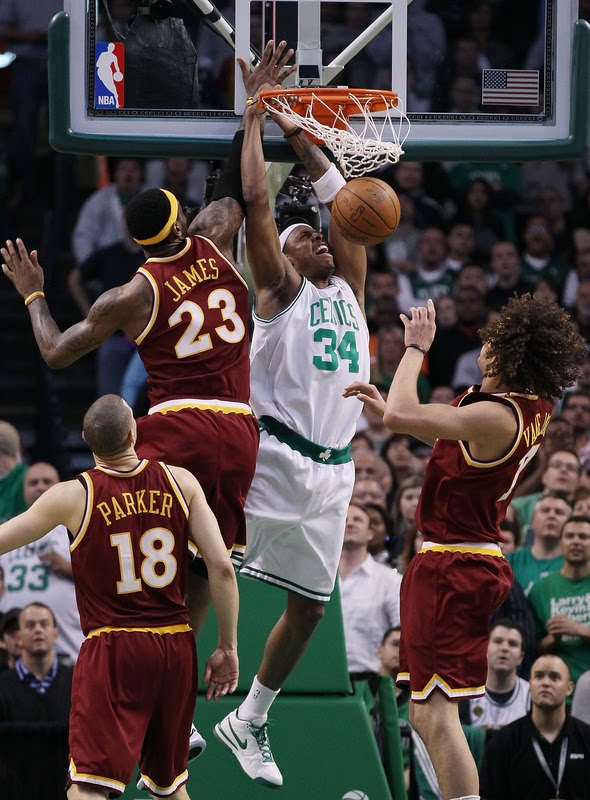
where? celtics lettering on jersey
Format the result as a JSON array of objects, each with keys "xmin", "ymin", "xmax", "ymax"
[{"xmin": 310, "ymin": 296, "xmax": 361, "ymax": 373}]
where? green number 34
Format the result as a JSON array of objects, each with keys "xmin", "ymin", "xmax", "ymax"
[{"xmin": 313, "ymin": 329, "xmax": 359, "ymax": 373}]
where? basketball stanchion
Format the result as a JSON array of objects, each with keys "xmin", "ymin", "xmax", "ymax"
[{"xmin": 258, "ymin": 87, "xmax": 411, "ymax": 178}]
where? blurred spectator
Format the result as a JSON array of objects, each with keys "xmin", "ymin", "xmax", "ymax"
[
  {"xmin": 452, "ymin": 178, "xmax": 506, "ymax": 259},
  {"xmin": 0, "ymin": 606, "xmax": 21, "ymax": 672},
  {"xmin": 572, "ymin": 669, "xmax": 590, "ymax": 725},
  {"xmin": 365, "ymin": 503, "xmax": 397, "ymax": 568},
  {"xmin": 507, "ymin": 493, "xmax": 570, "ymax": 596},
  {"xmin": 528, "ymin": 515, "xmax": 590, "ymax": 690},
  {"xmin": 0, "ymin": 603, "xmax": 73, "ymax": 723},
  {"xmin": 564, "ymin": 251, "xmax": 590, "ymax": 311},
  {"xmin": 443, "ymin": 223, "xmax": 477, "ymax": 273},
  {"xmin": 427, "ymin": 286, "xmax": 488, "ymax": 387},
  {"xmin": 573, "ymin": 486, "xmax": 590, "ymax": 516},
  {"xmin": 96, "ymin": 0, "xmax": 134, "ymax": 40},
  {"xmin": 460, "ymin": 619, "xmax": 530, "ymax": 728},
  {"xmin": 562, "ymin": 392, "xmax": 590, "ymax": 462},
  {"xmin": 338, "ymin": 502, "xmax": 401, "ymax": 680},
  {"xmin": 383, "ymin": 193, "xmax": 421, "ymax": 273},
  {"xmin": 465, "ymin": 1, "xmax": 515, "ymax": 69},
  {"xmin": 381, "ymin": 435, "xmax": 422, "ymax": 491},
  {"xmin": 0, "ymin": 463, "xmax": 83, "ymax": 664},
  {"xmin": 479, "ymin": 654, "xmax": 590, "ymax": 800},
  {"xmin": 69, "ymin": 157, "xmax": 144, "ymax": 316},
  {"xmin": 433, "ymin": 294, "xmax": 458, "ymax": 330},
  {"xmin": 514, "ymin": 416, "xmax": 576, "ymax": 500},
  {"xmin": 0, "ymin": 421, "xmax": 26, "ymax": 524},
  {"xmin": 571, "ymin": 279, "xmax": 590, "ymax": 341},
  {"xmin": 0, "ymin": 0, "xmax": 63, "ymax": 206},
  {"xmin": 352, "ymin": 449, "xmax": 392, "ymax": 499},
  {"xmin": 520, "ymin": 214, "xmax": 568, "ymax": 292},
  {"xmin": 409, "ymin": 227, "xmax": 455, "ymax": 302},
  {"xmin": 511, "ymin": 449, "xmax": 580, "ymax": 531},
  {"xmin": 405, "ymin": 0, "xmax": 446, "ymax": 100},
  {"xmin": 74, "ymin": 234, "xmax": 146, "ymax": 396},
  {"xmin": 486, "ymin": 240, "xmax": 536, "ymax": 311},
  {"xmin": 454, "ymin": 262, "xmax": 490, "ymax": 296},
  {"xmin": 365, "ymin": 269, "xmax": 413, "ymax": 327},
  {"xmin": 397, "ymin": 525, "xmax": 423, "ymax": 574},
  {"xmin": 390, "ymin": 475, "xmax": 423, "ymax": 563},
  {"xmin": 386, "ymin": 163, "xmax": 445, "ymax": 230},
  {"xmin": 534, "ymin": 187, "xmax": 574, "ymax": 263},
  {"xmin": 350, "ymin": 432, "xmax": 374, "ymax": 456},
  {"xmin": 429, "ymin": 385, "xmax": 455, "ymax": 404},
  {"xmin": 372, "ymin": 326, "xmax": 429, "ymax": 402},
  {"xmin": 447, "ymin": 75, "xmax": 480, "ymax": 113},
  {"xmin": 352, "ymin": 478, "xmax": 387, "ymax": 509},
  {"xmin": 144, "ymin": 157, "xmax": 208, "ymax": 208}
]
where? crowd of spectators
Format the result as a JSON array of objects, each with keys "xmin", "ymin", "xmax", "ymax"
[{"xmin": 2, "ymin": 1, "xmax": 590, "ymax": 798}]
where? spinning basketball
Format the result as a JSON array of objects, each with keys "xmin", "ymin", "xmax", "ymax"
[{"xmin": 331, "ymin": 177, "xmax": 401, "ymax": 246}]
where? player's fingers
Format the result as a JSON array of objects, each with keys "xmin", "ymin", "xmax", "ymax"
[
  {"xmin": 15, "ymin": 238, "xmax": 29, "ymax": 260},
  {"xmin": 262, "ymin": 40, "xmax": 275, "ymax": 64},
  {"xmin": 427, "ymin": 298, "xmax": 436, "ymax": 321},
  {"xmin": 237, "ymin": 57, "xmax": 250, "ymax": 81}
]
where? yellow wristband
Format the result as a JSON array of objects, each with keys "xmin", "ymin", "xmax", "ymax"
[
  {"xmin": 24, "ymin": 291, "xmax": 45, "ymax": 306},
  {"xmin": 245, "ymin": 97, "xmax": 255, "ymax": 106}
]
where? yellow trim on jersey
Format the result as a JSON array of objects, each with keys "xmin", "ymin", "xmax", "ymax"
[
  {"xmin": 188, "ymin": 540, "xmax": 198, "ymax": 558},
  {"xmin": 195, "ymin": 233, "xmax": 250, "ymax": 290},
  {"xmin": 139, "ymin": 769, "xmax": 189, "ymax": 795},
  {"xmin": 70, "ymin": 472, "xmax": 94, "ymax": 553},
  {"xmin": 159, "ymin": 462, "xmax": 190, "ymax": 518},
  {"xmin": 94, "ymin": 460, "xmax": 149, "ymax": 478},
  {"xmin": 69, "ymin": 760, "xmax": 126, "ymax": 791},
  {"xmin": 458, "ymin": 392, "xmax": 524, "ymax": 469},
  {"xmin": 86, "ymin": 623, "xmax": 191, "ymax": 639},
  {"xmin": 419, "ymin": 542, "xmax": 504, "ymax": 558},
  {"xmin": 145, "ymin": 237, "xmax": 191, "ymax": 263},
  {"xmin": 148, "ymin": 398, "xmax": 252, "ymax": 416},
  {"xmin": 135, "ymin": 267, "xmax": 160, "ymax": 345},
  {"xmin": 133, "ymin": 190, "xmax": 179, "ymax": 245},
  {"xmin": 405, "ymin": 674, "xmax": 486, "ymax": 700}
]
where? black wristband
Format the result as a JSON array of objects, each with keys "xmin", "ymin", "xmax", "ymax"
[
  {"xmin": 405, "ymin": 343, "xmax": 427, "ymax": 356},
  {"xmin": 210, "ymin": 128, "xmax": 246, "ymax": 213},
  {"xmin": 284, "ymin": 127, "xmax": 303, "ymax": 139}
]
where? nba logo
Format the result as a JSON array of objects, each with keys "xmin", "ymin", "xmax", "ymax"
[{"xmin": 95, "ymin": 42, "xmax": 125, "ymax": 109}]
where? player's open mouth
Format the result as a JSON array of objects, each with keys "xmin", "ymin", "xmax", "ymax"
[{"xmin": 316, "ymin": 244, "xmax": 330, "ymax": 255}]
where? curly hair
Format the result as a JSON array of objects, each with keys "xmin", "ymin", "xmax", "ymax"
[{"xmin": 479, "ymin": 293, "xmax": 586, "ymax": 399}]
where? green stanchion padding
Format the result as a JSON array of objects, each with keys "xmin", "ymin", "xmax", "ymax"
[
  {"xmin": 197, "ymin": 573, "xmax": 352, "ymax": 694},
  {"xmin": 376, "ymin": 677, "xmax": 408, "ymax": 800},
  {"xmin": 121, "ymin": 694, "xmax": 393, "ymax": 800}
]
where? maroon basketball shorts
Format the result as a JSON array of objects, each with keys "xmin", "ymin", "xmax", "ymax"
[
  {"xmin": 69, "ymin": 629, "xmax": 197, "ymax": 797},
  {"xmin": 397, "ymin": 546, "xmax": 513, "ymax": 701},
  {"xmin": 136, "ymin": 405, "xmax": 259, "ymax": 559}
]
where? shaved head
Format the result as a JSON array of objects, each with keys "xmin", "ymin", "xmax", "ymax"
[{"xmin": 83, "ymin": 395, "xmax": 134, "ymax": 457}]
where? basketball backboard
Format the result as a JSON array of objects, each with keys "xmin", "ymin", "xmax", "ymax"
[{"xmin": 49, "ymin": 0, "xmax": 589, "ymax": 161}]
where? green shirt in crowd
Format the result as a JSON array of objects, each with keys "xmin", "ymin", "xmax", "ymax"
[
  {"xmin": 507, "ymin": 546, "xmax": 564, "ymax": 596},
  {"xmin": 528, "ymin": 570, "xmax": 590, "ymax": 687},
  {"xmin": 0, "ymin": 463, "xmax": 27, "ymax": 524}
]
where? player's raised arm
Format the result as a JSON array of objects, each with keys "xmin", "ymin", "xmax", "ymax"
[
  {"xmin": 0, "ymin": 481, "xmax": 85, "ymax": 555},
  {"xmin": 191, "ymin": 40, "xmax": 297, "ymax": 259},
  {"xmin": 272, "ymin": 112, "xmax": 367, "ymax": 306},
  {"xmin": 170, "ymin": 465, "xmax": 239, "ymax": 701},
  {"xmin": 2, "ymin": 238, "xmax": 149, "ymax": 368}
]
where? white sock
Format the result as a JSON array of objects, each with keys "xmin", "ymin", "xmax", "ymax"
[
  {"xmin": 238, "ymin": 675, "xmax": 280, "ymax": 725},
  {"xmin": 449, "ymin": 795, "xmax": 479, "ymax": 800}
]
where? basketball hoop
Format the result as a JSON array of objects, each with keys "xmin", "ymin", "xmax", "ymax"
[{"xmin": 258, "ymin": 87, "xmax": 411, "ymax": 179}]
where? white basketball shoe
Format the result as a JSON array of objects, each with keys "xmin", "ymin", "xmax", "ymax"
[{"xmin": 214, "ymin": 709, "xmax": 283, "ymax": 788}]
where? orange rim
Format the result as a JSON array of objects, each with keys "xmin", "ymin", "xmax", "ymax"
[{"xmin": 258, "ymin": 87, "xmax": 399, "ymax": 122}]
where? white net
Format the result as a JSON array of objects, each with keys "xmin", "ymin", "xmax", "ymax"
[{"xmin": 261, "ymin": 90, "xmax": 411, "ymax": 178}]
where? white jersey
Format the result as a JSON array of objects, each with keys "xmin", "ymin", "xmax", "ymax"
[
  {"xmin": 466, "ymin": 677, "xmax": 530, "ymax": 728},
  {"xmin": 0, "ymin": 525, "xmax": 84, "ymax": 663},
  {"xmin": 250, "ymin": 276, "xmax": 370, "ymax": 448}
]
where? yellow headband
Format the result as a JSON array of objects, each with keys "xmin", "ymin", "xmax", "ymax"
[{"xmin": 133, "ymin": 189, "xmax": 179, "ymax": 246}]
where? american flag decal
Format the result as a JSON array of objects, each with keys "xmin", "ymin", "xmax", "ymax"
[{"xmin": 481, "ymin": 69, "xmax": 539, "ymax": 106}]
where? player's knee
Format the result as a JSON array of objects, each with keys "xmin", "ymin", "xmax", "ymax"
[{"xmin": 287, "ymin": 598, "xmax": 325, "ymax": 634}]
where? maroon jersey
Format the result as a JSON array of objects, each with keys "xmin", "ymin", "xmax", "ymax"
[
  {"xmin": 135, "ymin": 235, "xmax": 250, "ymax": 406},
  {"xmin": 416, "ymin": 388, "xmax": 553, "ymax": 545},
  {"xmin": 70, "ymin": 460, "xmax": 193, "ymax": 635}
]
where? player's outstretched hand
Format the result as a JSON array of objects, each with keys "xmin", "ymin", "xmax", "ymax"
[
  {"xmin": 400, "ymin": 298, "xmax": 436, "ymax": 352},
  {"xmin": 343, "ymin": 382, "xmax": 387, "ymax": 418},
  {"xmin": 1, "ymin": 238, "xmax": 45, "ymax": 300},
  {"xmin": 203, "ymin": 647, "xmax": 239, "ymax": 701},
  {"xmin": 238, "ymin": 39, "xmax": 297, "ymax": 99}
]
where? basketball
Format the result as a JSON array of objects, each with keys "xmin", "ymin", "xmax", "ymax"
[
  {"xmin": 113, "ymin": 71, "xmax": 123, "ymax": 82},
  {"xmin": 331, "ymin": 177, "xmax": 400, "ymax": 246}
]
